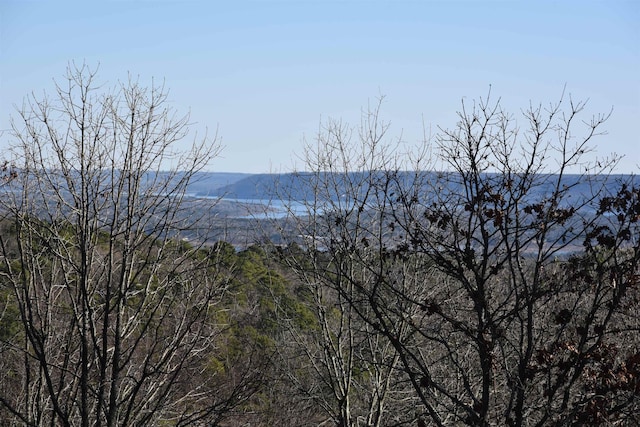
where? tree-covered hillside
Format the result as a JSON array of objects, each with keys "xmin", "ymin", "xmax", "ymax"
[{"xmin": 1, "ymin": 66, "xmax": 638, "ymax": 426}]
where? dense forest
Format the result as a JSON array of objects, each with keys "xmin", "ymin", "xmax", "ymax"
[{"xmin": 0, "ymin": 66, "xmax": 638, "ymax": 426}]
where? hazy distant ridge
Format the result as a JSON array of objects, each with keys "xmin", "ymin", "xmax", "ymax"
[{"xmin": 198, "ymin": 172, "xmax": 638, "ymax": 202}]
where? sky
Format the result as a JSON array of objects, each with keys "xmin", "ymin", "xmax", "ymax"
[{"xmin": 1, "ymin": 0, "xmax": 638, "ymax": 173}]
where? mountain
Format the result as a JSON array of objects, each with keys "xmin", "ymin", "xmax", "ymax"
[
  {"xmin": 185, "ymin": 172, "xmax": 252, "ymax": 196},
  {"xmin": 200, "ymin": 172, "xmax": 319, "ymax": 200},
  {"xmin": 197, "ymin": 171, "xmax": 639, "ymax": 203}
]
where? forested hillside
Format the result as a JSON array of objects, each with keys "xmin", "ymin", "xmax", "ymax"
[{"xmin": 0, "ymin": 66, "xmax": 638, "ymax": 426}]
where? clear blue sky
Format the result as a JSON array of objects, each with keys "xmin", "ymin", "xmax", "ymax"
[{"xmin": 1, "ymin": 0, "xmax": 638, "ymax": 173}]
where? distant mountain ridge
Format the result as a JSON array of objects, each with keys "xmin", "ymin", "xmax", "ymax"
[
  {"xmin": 194, "ymin": 171, "xmax": 639, "ymax": 202},
  {"xmin": 186, "ymin": 172, "xmax": 252, "ymax": 196}
]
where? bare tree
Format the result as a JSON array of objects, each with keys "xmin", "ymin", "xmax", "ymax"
[
  {"xmin": 384, "ymin": 92, "xmax": 640, "ymax": 426},
  {"xmin": 284, "ymin": 93, "xmax": 640, "ymax": 425},
  {"xmin": 272, "ymin": 102, "xmax": 423, "ymax": 426},
  {"xmin": 0, "ymin": 64, "xmax": 260, "ymax": 426}
]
